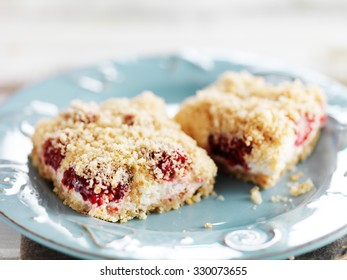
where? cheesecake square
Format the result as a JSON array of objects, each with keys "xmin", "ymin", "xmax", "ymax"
[
  {"xmin": 175, "ymin": 71, "xmax": 326, "ymax": 187},
  {"xmin": 31, "ymin": 92, "xmax": 217, "ymax": 222}
]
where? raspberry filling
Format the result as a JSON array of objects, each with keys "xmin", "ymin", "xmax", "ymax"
[
  {"xmin": 83, "ymin": 114, "xmax": 98, "ymax": 124},
  {"xmin": 43, "ymin": 138, "xmax": 65, "ymax": 171},
  {"xmin": 320, "ymin": 114, "xmax": 327, "ymax": 125},
  {"xmin": 123, "ymin": 114, "xmax": 135, "ymax": 126},
  {"xmin": 295, "ymin": 113, "xmax": 317, "ymax": 146},
  {"xmin": 61, "ymin": 167, "xmax": 129, "ymax": 206},
  {"xmin": 208, "ymin": 134, "xmax": 252, "ymax": 171},
  {"xmin": 151, "ymin": 150, "xmax": 190, "ymax": 181}
]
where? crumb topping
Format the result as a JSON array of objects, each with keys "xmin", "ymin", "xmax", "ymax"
[
  {"xmin": 178, "ymin": 71, "xmax": 325, "ymax": 150},
  {"xmin": 213, "ymin": 71, "xmax": 325, "ymax": 107}
]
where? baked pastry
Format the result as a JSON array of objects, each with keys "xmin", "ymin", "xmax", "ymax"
[
  {"xmin": 31, "ymin": 92, "xmax": 217, "ymax": 222},
  {"xmin": 175, "ymin": 72, "xmax": 326, "ymax": 188}
]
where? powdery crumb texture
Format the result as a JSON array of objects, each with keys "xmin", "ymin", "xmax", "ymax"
[
  {"xmin": 175, "ymin": 71, "xmax": 326, "ymax": 188},
  {"xmin": 216, "ymin": 195, "xmax": 225, "ymax": 201},
  {"xmin": 31, "ymin": 92, "xmax": 217, "ymax": 223},
  {"xmin": 289, "ymin": 179, "xmax": 314, "ymax": 196},
  {"xmin": 250, "ymin": 186, "xmax": 262, "ymax": 205}
]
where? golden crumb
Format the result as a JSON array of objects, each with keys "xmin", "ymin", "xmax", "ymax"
[
  {"xmin": 289, "ymin": 171, "xmax": 303, "ymax": 181},
  {"xmin": 289, "ymin": 179, "xmax": 314, "ymax": 196},
  {"xmin": 138, "ymin": 212, "xmax": 147, "ymax": 220},
  {"xmin": 204, "ymin": 223, "xmax": 213, "ymax": 229},
  {"xmin": 250, "ymin": 186, "xmax": 262, "ymax": 205}
]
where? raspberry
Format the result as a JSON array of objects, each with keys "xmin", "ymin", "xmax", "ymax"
[
  {"xmin": 123, "ymin": 114, "xmax": 135, "ymax": 126},
  {"xmin": 151, "ymin": 150, "xmax": 190, "ymax": 181},
  {"xmin": 43, "ymin": 139, "xmax": 64, "ymax": 171},
  {"xmin": 84, "ymin": 114, "xmax": 98, "ymax": 124},
  {"xmin": 295, "ymin": 113, "xmax": 316, "ymax": 146},
  {"xmin": 320, "ymin": 114, "xmax": 327, "ymax": 125},
  {"xmin": 208, "ymin": 134, "xmax": 252, "ymax": 170},
  {"xmin": 73, "ymin": 113, "xmax": 98, "ymax": 124},
  {"xmin": 61, "ymin": 167, "xmax": 129, "ymax": 206}
]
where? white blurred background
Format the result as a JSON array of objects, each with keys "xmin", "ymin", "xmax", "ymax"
[{"xmin": 1, "ymin": 0, "xmax": 347, "ymax": 95}]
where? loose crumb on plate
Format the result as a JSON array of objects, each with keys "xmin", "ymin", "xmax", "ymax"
[
  {"xmin": 204, "ymin": 223, "xmax": 213, "ymax": 229},
  {"xmin": 250, "ymin": 186, "xmax": 262, "ymax": 205},
  {"xmin": 270, "ymin": 195, "xmax": 291, "ymax": 203},
  {"xmin": 289, "ymin": 179, "xmax": 314, "ymax": 196},
  {"xmin": 216, "ymin": 195, "xmax": 225, "ymax": 201},
  {"xmin": 138, "ymin": 212, "xmax": 147, "ymax": 220},
  {"xmin": 289, "ymin": 171, "xmax": 303, "ymax": 181}
]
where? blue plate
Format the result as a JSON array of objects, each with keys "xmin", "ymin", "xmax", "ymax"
[{"xmin": 1, "ymin": 51, "xmax": 347, "ymax": 259}]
